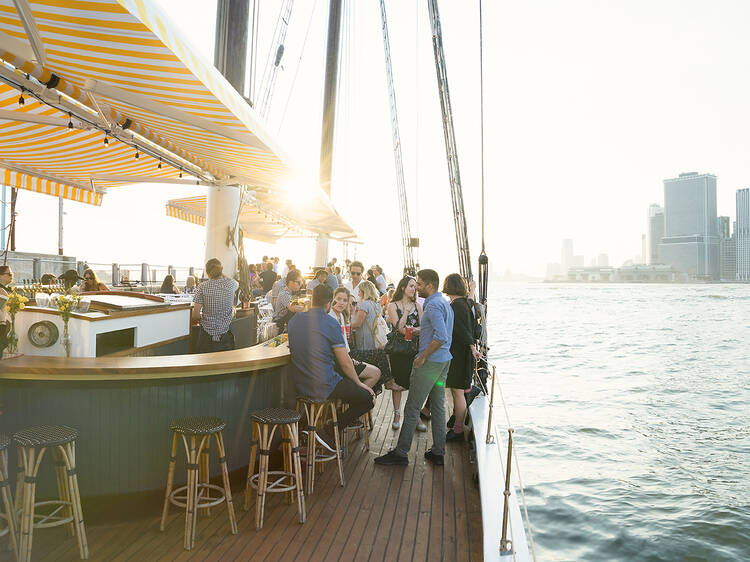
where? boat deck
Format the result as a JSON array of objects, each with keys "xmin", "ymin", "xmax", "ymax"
[{"xmin": 1, "ymin": 393, "xmax": 483, "ymax": 561}]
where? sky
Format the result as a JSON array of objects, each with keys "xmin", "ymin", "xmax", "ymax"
[{"xmin": 4, "ymin": 0, "xmax": 750, "ymax": 278}]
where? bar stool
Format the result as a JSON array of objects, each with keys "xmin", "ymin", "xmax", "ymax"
[
  {"xmin": 243, "ymin": 408, "xmax": 305, "ymax": 529},
  {"xmin": 13, "ymin": 425, "xmax": 88, "ymax": 562},
  {"xmin": 0, "ymin": 434, "xmax": 18, "ymax": 559},
  {"xmin": 337, "ymin": 401, "xmax": 370, "ymax": 456},
  {"xmin": 159, "ymin": 416, "xmax": 237, "ymax": 551},
  {"xmin": 296, "ymin": 397, "xmax": 344, "ymax": 494}
]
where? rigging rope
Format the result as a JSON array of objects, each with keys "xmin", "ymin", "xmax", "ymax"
[
  {"xmin": 427, "ymin": 0, "xmax": 472, "ymax": 280},
  {"xmin": 277, "ymin": 0, "xmax": 319, "ymax": 133},
  {"xmin": 477, "ymin": 0, "xmax": 489, "ymax": 311},
  {"xmin": 479, "ymin": 0, "xmax": 486, "ymax": 255},
  {"xmin": 379, "ymin": 0, "xmax": 417, "ymax": 275},
  {"xmin": 258, "ymin": 0, "xmax": 296, "ymax": 118}
]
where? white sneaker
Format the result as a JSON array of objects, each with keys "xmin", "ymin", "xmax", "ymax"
[
  {"xmin": 416, "ymin": 421, "xmax": 428, "ymax": 432},
  {"xmin": 392, "ymin": 411, "xmax": 401, "ymax": 430}
]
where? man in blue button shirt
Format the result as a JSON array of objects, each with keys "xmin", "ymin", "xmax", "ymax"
[
  {"xmin": 288, "ymin": 284, "xmax": 375, "ymax": 449},
  {"xmin": 375, "ymin": 269, "xmax": 453, "ymax": 466}
]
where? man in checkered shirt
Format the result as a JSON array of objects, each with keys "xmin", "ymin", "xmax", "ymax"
[{"xmin": 192, "ymin": 258, "xmax": 238, "ymax": 353}]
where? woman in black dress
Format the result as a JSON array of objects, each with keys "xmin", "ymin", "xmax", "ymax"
[
  {"xmin": 443, "ymin": 273, "xmax": 482, "ymax": 441},
  {"xmin": 385, "ymin": 275, "xmax": 422, "ymax": 430}
]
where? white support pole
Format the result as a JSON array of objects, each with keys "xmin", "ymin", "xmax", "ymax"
[
  {"xmin": 58, "ymin": 194, "xmax": 63, "ymax": 255},
  {"xmin": 205, "ymin": 185, "xmax": 241, "ymax": 278},
  {"xmin": 314, "ymin": 235, "xmax": 329, "ymax": 268}
]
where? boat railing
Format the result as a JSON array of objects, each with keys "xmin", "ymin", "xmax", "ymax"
[
  {"xmin": 476, "ymin": 359, "xmax": 538, "ymax": 561},
  {"xmin": 83, "ymin": 262, "xmax": 206, "ymax": 288}
]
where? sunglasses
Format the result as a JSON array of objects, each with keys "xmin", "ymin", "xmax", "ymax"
[{"xmin": 351, "ymin": 271, "xmax": 362, "ymax": 276}]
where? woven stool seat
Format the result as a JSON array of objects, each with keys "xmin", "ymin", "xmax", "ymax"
[
  {"xmin": 169, "ymin": 416, "xmax": 225, "ymax": 435},
  {"xmin": 251, "ymin": 408, "xmax": 301, "ymax": 425},
  {"xmin": 0, "ymin": 433, "xmax": 8, "ymax": 450},
  {"xmin": 13, "ymin": 425, "xmax": 78, "ymax": 448}
]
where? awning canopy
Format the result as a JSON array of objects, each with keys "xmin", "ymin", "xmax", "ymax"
[
  {"xmin": 167, "ymin": 190, "xmax": 359, "ymax": 244},
  {"xmin": 0, "ymin": 0, "xmax": 356, "ymax": 239}
]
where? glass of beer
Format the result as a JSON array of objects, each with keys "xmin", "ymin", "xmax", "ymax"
[{"xmin": 405, "ymin": 326, "xmax": 413, "ymax": 341}]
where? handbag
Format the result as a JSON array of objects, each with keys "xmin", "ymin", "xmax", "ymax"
[
  {"xmin": 370, "ymin": 314, "xmax": 389, "ymax": 350},
  {"xmin": 384, "ymin": 303, "xmax": 419, "ymax": 356},
  {"xmin": 384, "ymin": 328, "xmax": 418, "ymax": 356}
]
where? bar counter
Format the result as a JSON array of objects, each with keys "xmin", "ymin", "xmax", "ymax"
[{"xmin": 0, "ymin": 345, "xmax": 292, "ymax": 497}]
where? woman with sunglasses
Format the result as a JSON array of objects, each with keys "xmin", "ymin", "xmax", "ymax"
[{"xmin": 81, "ymin": 269, "xmax": 109, "ymax": 292}]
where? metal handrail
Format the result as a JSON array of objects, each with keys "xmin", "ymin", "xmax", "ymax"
[{"xmin": 476, "ymin": 358, "xmax": 537, "ymax": 561}]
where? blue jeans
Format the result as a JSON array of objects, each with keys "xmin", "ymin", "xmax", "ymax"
[{"xmin": 396, "ymin": 360, "xmax": 451, "ymax": 457}]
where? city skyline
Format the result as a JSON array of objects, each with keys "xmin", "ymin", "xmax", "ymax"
[{"xmin": 547, "ymin": 169, "xmax": 750, "ymax": 281}]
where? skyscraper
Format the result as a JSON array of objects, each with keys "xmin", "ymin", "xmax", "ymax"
[
  {"xmin": 738, "ymin": 188, "xmax": 750, "ymax": 281},
  {"xmin": 718, "ymin": 216, "xmax": 736, "ymax": 281},
  {"xmin": 561, "ymin": 239, "xmax": 573, "ymax": 273},
  {"xmin": 647, "ymin": 204, "xmax": 664, "ymax": 264},
  {"xmin": 659, "ymin": 172, "xmax": 720, "ymax": 279}
]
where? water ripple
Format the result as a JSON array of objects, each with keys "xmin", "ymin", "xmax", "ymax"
[{"xmin": 489, "ymin": 283, "xmax": 750, "ymax": 561}]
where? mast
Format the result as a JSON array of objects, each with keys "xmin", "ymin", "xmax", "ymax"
[
  {"xmin": 379, "ymin": 0, "xmax": 417, "ymax": 275},
  {"xmin": 214, "ymin": 0, "xmax": 250, "ymax": 98},
  {"xmin": 208, "ymin": 0, "xmax": 251, "ymax": 276},
  {"xmin": 427, "ymin": 0, "xmax": 472, "ymax": 280},
  {"xmin": 315, "ymin": 0, "xmax": 344, "ymax": 266}
]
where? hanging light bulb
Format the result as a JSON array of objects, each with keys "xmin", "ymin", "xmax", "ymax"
[
  {"xmin": 135, "ymin": 148, "xmax": 139, "ymax": 159},
  {"xmin": 18, "ymin": 92, "xmax": 24, "ymax": 106},
  {"xmin": 67, "ymin": 112, "xmax": 73, "ymax": 130},
  {"xmin": 103, "ymin": 134, "xmax": 109, "ymax": 146},
  {"xmin": 157, "ymin": 159, "xmax": 162, "ymax": 169},
  {"xmin": 179, "ymin": 169, "xmax": 183, "ymax": 178}
]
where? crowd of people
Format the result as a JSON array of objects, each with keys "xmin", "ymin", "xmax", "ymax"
[
  {"xmin": 184, "ymin": 253, "xmax": 481, "ymax": 465},
  {"xmin": 279, "ymin": 260, "xmax": 482, "ymax": 468}
]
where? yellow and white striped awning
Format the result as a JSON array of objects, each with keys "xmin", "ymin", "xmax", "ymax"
[
  {"xmin": 167, "ymin": 191, "xmax": 359, "ymax": 244},
  {"xmin": 0, "ymin": 0, "xmax": 356, "ymax": 239},
  {"xmin": 2, "ymin": 167, "xmax": 102, "ymax": 206}
]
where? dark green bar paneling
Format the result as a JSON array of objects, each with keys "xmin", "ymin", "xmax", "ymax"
[{"xmin": 0, "ymin": 367, "xmax": 292, "ymax": 497}]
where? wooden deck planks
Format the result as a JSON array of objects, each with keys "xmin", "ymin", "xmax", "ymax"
[{"xmin": 0, "ymin": 392, "xmax": 483, "ymax": 562}]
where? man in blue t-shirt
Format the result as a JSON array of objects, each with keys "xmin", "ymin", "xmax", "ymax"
[{"xmin": 288, "ymin": 284, "xmax": 375, "ymax": 448}]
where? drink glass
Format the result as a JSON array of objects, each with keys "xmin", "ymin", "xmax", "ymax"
[{"xmin": 405, "ymin": 326, "xmax": 413, "ymax": 341}]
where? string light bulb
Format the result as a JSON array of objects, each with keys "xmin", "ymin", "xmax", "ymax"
[
  {"xmin": 157, "ymin": 159, "xmax": 162, "ymax": 169},
  {"xmin": 67, "ymin": 112, "xmax": 73, "ymax": 130},
  {"xmin": 18, "ymin": 92, "xmax": 24, "ymax": 106},
  {"xmin": 103, "ymin": 134, "xmax": 109, "ymax": 146},
  {"xmin": 135, "ymin": 148, "xmax": 139, "ymax": 159},
  {"xmin": 179, "ymin": 169, "xmax": 183, "ymax": 178}
]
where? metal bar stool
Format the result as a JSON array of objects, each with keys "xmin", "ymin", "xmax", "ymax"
[
  {"xmin": 0, "ymin": 434, "xmax": 18, "ymax": 560},
  {"xmin": 243, "ymin": 408, "xmax": 306, "ymax": 530},
  {"xmin": 13, "ymin": 425, "xmax": 88, "ymax": 562},
  {"xmin": 296, "ymin": 398, "xmax": 344, "ymax": 495},
  {"xmin": 159, "ymin": 416, "xmax": 237, "ymax": 551}
]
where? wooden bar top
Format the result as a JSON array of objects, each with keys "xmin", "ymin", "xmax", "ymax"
[{"xmin": 0, "ymin": 343, "xmax": 290, "ymax": 381}]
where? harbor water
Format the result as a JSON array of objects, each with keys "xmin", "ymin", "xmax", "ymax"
[{"xmin": 488, "ymin": 283, "xmax": 749, "ymax": 561}]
